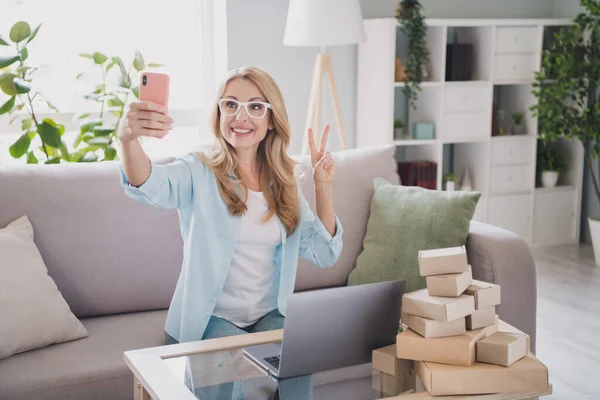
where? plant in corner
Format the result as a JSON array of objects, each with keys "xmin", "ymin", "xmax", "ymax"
[
  {"xmin": 511, "ymin": 112, "xmax": 526, "ymax": 135},
  {"xmin": 1, "ymin": 21, "xmax": 68, "ymax": 164},
  {"xmin": 395, "ymin": 0, "xmax": 430, "ymax": 109},
  {"xmin": 536, "ymin": 146, "xmax": 567, "ymax": 188},
  {"xmin": 530, "ymin": 0, "xmax": 600, "ymax": 262},
  {"xmin": 73, "ymin": 50, "xmax": 162, "ymax": 162}
]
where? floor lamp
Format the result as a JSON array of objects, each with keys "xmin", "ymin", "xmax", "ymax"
[{"xmin": 284, "ymin": 0, "xmax": 366, "ymax": 154}]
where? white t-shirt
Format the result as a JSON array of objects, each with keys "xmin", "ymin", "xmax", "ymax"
[{"xmin": 212, "ymin": 189, "xmax": 281, "ymax": 327}]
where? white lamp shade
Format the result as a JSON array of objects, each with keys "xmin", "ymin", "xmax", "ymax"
[{"xmin": 283, "ymin": 0, "xmax": 366, "ymax": 47}]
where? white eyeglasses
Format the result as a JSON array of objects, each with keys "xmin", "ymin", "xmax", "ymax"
[{"xmin": 218, "ymin": 98, "xmax": 272, "ymax": 119}]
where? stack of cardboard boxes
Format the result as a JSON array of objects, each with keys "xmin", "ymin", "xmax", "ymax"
[{"xmin": 372, "ymin": 246, "xmax": 549, "ymax": 396}]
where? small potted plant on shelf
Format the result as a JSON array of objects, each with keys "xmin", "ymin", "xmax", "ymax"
[
  {"xmin": 511, "ymin": 112, "xmax": 526, "ymax": 135},
  {"xmin": 443, "ymin": 173, "xmax": 459, "ymax": 191},
  {"xmin": 393, "ymin": 119, "xmax": 406, "ymax": 140},
  {"xmin": 537, "ymin": 146, "xmax": 567, "ymax": 188}
]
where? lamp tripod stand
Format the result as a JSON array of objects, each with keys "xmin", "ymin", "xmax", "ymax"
[{"xmin": 302, "ymin": 51, "xmax": 348, "ymax": 154}]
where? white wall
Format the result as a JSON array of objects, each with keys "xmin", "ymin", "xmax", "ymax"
[
  {"xmin": 552, "ymin": 0, "xmax": 583, "ymax": 17},
  {"xmin": 421, "ymin": 0, "xmax": 553, "ymax": 18},
  {"xmin": 226, "ymin": 0, "xmax": 556, "ymax": 154}
]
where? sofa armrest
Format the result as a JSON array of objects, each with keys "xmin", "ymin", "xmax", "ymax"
[{"xmin": 466, "ymin": 220, "xmax": 537, "ymax": 354}]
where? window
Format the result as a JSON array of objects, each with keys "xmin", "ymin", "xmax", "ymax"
[{"xmin": 0, "ymin": 0, "xmax": 225, "ymax": 164}]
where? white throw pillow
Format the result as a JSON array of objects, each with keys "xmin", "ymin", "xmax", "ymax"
[{"xmin": 0, "ymin": 216, "xmax": 88, "ymax": 360}]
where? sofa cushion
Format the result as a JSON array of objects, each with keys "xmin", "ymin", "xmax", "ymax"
[
  {"xmin": 0, "ymin": 216, "xmax": 88, "ymax": 360},
  {"xmin": 0, "ymin": 310, "xmax": 167, "ymax": 400},
  {"xmin": 293, "ymin": 145, "xmax": 399, "ymax": 291},
  {"xmin": 348, "ymin": 178, "xmax": 481, "ymax": 293}
]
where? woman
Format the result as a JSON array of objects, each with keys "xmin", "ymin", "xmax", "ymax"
[{"xmin": 118, "ymin": 66, "xmax": 343, "ymax": 347}]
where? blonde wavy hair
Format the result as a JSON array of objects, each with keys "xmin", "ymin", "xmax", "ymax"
[{"xmin": 195, "ymin": 66, "xmax": 301, "ymax": 236}]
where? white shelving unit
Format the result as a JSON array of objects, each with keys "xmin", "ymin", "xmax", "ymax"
[{"xmin": 356, "ymin": 18, "xmax": 584, "ymax": 246}]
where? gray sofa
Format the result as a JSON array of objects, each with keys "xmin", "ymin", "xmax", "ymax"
[{"xmin": 0, "ymin": 145, "xmax": 537, "ymax": 400}]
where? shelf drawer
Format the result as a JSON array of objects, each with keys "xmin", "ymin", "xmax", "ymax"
[
  {"xmin": 495, "ymin": 27, "xmax": 538, "ymax": 54},
  {"xmin": 491, "ymin": 139, "xmax": 533, "ymax": 165},
  {"xmin": 443, "ymin": 112, "xmax": 490, "ymax": 140},
  {"xmin": 444, "ymin": 85, "xmax": 490, "ymax": 113},
  {"xmin": 493, "ymin": 54, "xmax": 536, "ymax": 82},
  {"xmin": 488, "ymin": 194, "xmax": 532, "ymax": 240},
  {"xmin": 490, "ymin": 165, "xmax": 533, "ymax": 194}
]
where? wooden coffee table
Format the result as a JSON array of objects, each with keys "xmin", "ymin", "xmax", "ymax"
[{"xmin": 124, "ymin": 329, "xmax": 552, "ymax": 400}]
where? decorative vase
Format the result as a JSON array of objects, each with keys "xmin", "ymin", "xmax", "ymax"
[
  {"xmin": 460, "ymin": 168, "xmax": 473, "ymax": 191},
  {"xmin": 512, "ymin": 124, "xmax": 525, "ymax": 135},
  {"xmin": 446, "ymin": 181, "xmax": 456, "ymax": 191},
  {"xmin": 541, "ymin": 171, "xmax": 559, "ymax": 188}
]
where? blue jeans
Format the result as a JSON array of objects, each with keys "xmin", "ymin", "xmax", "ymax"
[{"xmin": 165, "ymin": 310, "xmax": 312, "ymax": 399}]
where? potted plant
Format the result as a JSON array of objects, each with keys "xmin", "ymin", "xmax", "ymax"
[
  {"xmin": 393, "ymin": 118, "xmax": 405, "ymax": 140},
  {"xmin": 443, "ymin": 173, "xmax": 459, "ymax": 191},
  {"xmin": 536, "ymin": 146, "xmax": 567, "ymax": 188},
  {"xmin": 395, "ymin": 0, "xmax": 429, "ymax": 109},
  {"xmin": 511, "ymin": 112, "xmax": 526, "ymax": 135},
  {"xmin": 530, "ymin": 0, "xmax": 600, "ymax": 263}
]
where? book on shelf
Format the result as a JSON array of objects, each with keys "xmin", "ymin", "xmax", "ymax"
[{"xmin": 398, "ymin": 161, "xmax": 437, "ymax": 190}]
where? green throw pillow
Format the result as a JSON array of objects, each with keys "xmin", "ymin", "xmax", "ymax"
[{"xmin": 348, "ymin": 178, "xmax": 481, "ymax": 293}]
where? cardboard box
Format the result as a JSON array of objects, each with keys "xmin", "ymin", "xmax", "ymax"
[
  {"xmin": 466, "ymin": 306, "xmax": 496, "ymax": 330},
  {"xmin": 402, "ymin": 289, "xmax": 475, "ymax": 322},
  {"xmin": 395, "ymin": 317, "xmax": 499, "ymax": 366},
  {"xmin": 416, "ymin": 352, "xmax": 548, "ymax": 396},
  {"xmin": 498, "ymin": 319, "xmax": 531, "ymax": 352},
  {"xmin": 376, "ymin": 371, "xmax": 416, "ymax": 397},
  {"xmin": 477, "ymin": 332, "xmax": 528, "ymax": 367},
  {"xmin": 372, "ymin": 344, "xmax": 413, "ymax": 376},
  {"xmin": 426, "ymin": 265, "xmax": 473, "ymax": 297},
  {"xmin": 465, "ymin": 280, "xmax": 501, "ymax": 309},
  {"xmin": 401, "ymin": 312, "xmax": 466, "ymax": 339},
  {"xmin": 418, "ymin": 246, "xmax": 469, "ymax": 277}
]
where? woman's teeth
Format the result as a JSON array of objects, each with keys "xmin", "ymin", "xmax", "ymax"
[{"xmin": 232, "ymin": 128, "xmax": 253, "ymax": 134}]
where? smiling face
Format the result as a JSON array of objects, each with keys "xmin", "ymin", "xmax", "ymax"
[{"xmin": 219, "ymin": 78, "xmax": 274, "ymax": 153}]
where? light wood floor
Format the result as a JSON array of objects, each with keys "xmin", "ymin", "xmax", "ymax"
[{"xmin": 532, "ymin": 244, "xmax": 600, "ymax": 400}]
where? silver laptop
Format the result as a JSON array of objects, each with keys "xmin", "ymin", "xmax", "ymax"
[{"xmin": 243, "ymin": 280, "xmax": 405, "ymax": 379}]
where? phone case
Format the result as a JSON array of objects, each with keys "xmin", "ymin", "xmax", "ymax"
[{"xmin": 139, "ymin": 72, "xmax": 170, "ymax": 108}]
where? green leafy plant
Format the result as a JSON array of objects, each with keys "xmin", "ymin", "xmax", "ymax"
[
  {"xmin": 73, "ymin": 50, "xmax": 162, "ymax": 162},
  {"xmin": 395, "ymin": 0, "xmax": 430, "ymax": 109},
  {"xmin": 443, "ymin": 173, "xmax": 459, "ymax": 182},
  {"xmin": 537, "ymin": 146, "xmax": 567, "ymax": 173},
  {"xmin": 1, "ymin": 21, "xmax": 68, "ymax": 164},
  {"xmin": 530, "ymin": 0, "xmax": 600, "ymax": 199},
  {"xmin": 394, "ymin": 118, "xmax": 405, "ymax": 129},
  {"xmin": 512, "ymin": 112, "xmax": 525, "ymax": 125}
]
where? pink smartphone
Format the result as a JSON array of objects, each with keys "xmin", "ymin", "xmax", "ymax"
[{"xmin": 139, "ymin": 72, "xmax": 170, "ymax": 108}]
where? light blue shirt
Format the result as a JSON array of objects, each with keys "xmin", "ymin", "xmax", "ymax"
[{"xmin": 119, "ymin": 153, "xmax": 343, "ymax": 342}]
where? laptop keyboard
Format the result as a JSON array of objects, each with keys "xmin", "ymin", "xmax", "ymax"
[{"xmin": 264, "ymin": 355, "xmax": 280, "ymax": 370}]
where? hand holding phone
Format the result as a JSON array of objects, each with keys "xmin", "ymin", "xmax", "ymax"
[{"xmin": 118, "ymin": 72, "xmax": 172, "ymax": 142}]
